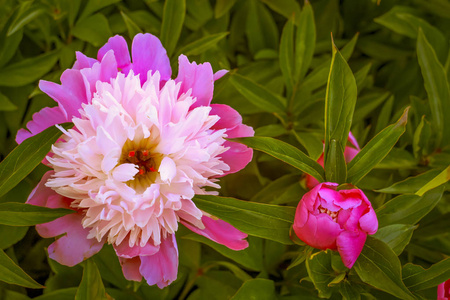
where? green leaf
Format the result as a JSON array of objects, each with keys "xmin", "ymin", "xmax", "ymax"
[
  {"xmin": 7, "ymin": 3, "xmax": 46, "ymax": 36},
  {"xmin": 373, "ymin": 224, "xmax": 416, "ymax": 255},
  {"xmin": 0, "ymin": 29, "xmax": 23, "ymax": 68},
  {"xmin": 0, "ymin": 225, "xmax": 28, "ymax": 249},
  {"xmin": 229, "ymin": 73, "xmax": 286, "ymax": 116},
  {"xmin": 79, "ymin": 0, "xmax": 121, "ymax": 20},
  {"xmin": 72, "ymin": 13, "xmax": 112, "ymax": 47},
  {"xmin": 376, "ymin": 169, "xmax": 442, "ymax": 194},
  {"xmin": 354, "ymin": 62, "xmax": 372, "ymax": 94},
  {"xmin": 354, "ymin": 236, "xmax": 415, "ymax": 300},
  {"xmin": 279, "ymin": 18, "xmax": 295, "ymax": 97},
  {"xmin": 34, "ymin": 288, "xmax": 78, "ymax": 300},
  {"xmin": 0, "ymin": 51, "xmax": 59, "ymax": 87},
  {"xmin": 324, "ymin": 38, "xmax": 357, "ymax": 176},
  {"xmin": 0, "ymin": 248, "xmax": 43, "ymax": 288},
  {"xmin": 375, "ymin": 95, "xmax": 394, "ymax": 134},
  {"xmin": 177, "ymin": 32, "xmax": 229, "ymax": 56},
  {"xmin": 120, "ymin": 11, "xmax": 142, "ymax": 39},
  {"xmin": 325, "ymin": 139, "xmax": 347, "ymax": 184},
  {"xmin": 192, "ymin": 194, "xmax": 295, "ymax": 245},
  {"xmin": 353, "ymin": 91, "xmax": 391, "ymax": 124},
  {"xmin": 305, "ymin": 250, "xmax": 336, "ymax": 298},
  {"xmin": 376, "ymin": 186, "xmax": 445, "ymax": 227},
  {"xmin": 0, "ymin": 124, "xmax": 71, "ymax": 198},
  {"xmin": 214, "ymin": 0, "xmax": 237, "ymax": 18},
  {"xmin": 75, "ymin": 260, "xmax": 108, "ymax": 300},
  {"xmin": 234, "ymin": 136, "xmax": 325, "ymax": 182},
  {"xmin": 415, "ymin": 165, "xmax": 450, "ymax": 196},
  {"xmin": 417, "ymin": 28, "xmax": 450, "ymax": 147},
  {"xmin": 413, "ymin": 115, "xmax": 432, "ymax": 158},
  {"xmin": 291, "ymin": 130, "xmax": 323, "ymax": 160},
  {"xmin": 160, "ymin": 0, "xmax": 186, "ymax": 57},
  {"xmin": 250, "ymin": 174, "xmax": 300, "ymax": 203},
  {"xmin": 402, "ymin": 257, "xmax": 450, "ymax": 291},
  {"xmin": 231, "ymin": 279, "xmax": 276, "ymax": 300},
  {"xmin": 183, "ymin": 234, "xmax": 263, "ymax": 271},
  {"xmin": 347, "ymin": 107, "xmax": 409, "ymax": 184},
  {"xmin": 245, "ymin": 0, "xmax": 279, "ymax": 55},
  {"xmin": 0, "ymin": 92, "xmax": 17, "ymax": 111},
  {"xmin": 294, "ymin": 1, "xmax": 315, "ymax": 83},
  {"xmin": 93, "ymin": 245, "xmax": 129, "ymax": 289},
  {"xmin": 0, "ymin": 203, "xmax": 73, "ymax": 226},
  {"xmin": 258, "ymin": 0, "xmax": 301, "ymax": 21}
]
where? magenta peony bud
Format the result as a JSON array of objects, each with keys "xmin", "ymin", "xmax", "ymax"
[
  {"xmin": 293, "ymin": 182, "xmax": 378, "ymax": 268},
  {"xmin": 438, "ymin": 280, "xmax": 450, "ymax": 300}
]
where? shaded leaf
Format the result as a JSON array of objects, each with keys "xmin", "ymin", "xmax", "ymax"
[
  {"xmin": 177, "ymin": 32, "xmax": 229, "ymax": 56},
  {"xmin": 402, "ymin": 257, "xmax": 450, "ymax": 291},
  {"xmin": 120, "ymin": 11, "xmax": 142, "ymax": 39},
  {"xmin": 231, "ymin": 279, "xmax": 276, "ymax": 300},
  {"xmin": 0, "ymin": 124, "xmax": 71, "ymax": 198},
  {"xmin": 234, "ymin": 136, "xmax": 325, "ymax": 182},
  {"xmin": 0, "ymin": 203, "xmax": 73, "ymax": 226},
  {"xmin": 0, "ymin": 248, "xmax": 43, "ymax": 288},
  {"xmin": 72, "ymin": 13, "xmax": 112, "ymax": 47},
  {"xmin": 373, "ymin": 224, "xmax": 417, "ymax": 255},
  {"xmin": 75, "ymin": 260, "xmax": 108, "ymax": 300},
  {"xmin": 160, "ymin": 0, "xmax": 186, "ymax": 57},
  {"xmin": 376, "ymin": 169, "xmax": 442, "ymax": 194},
  {"xmin": 192, "ymin": 194, "xmax": 295, "ymax": 245},
  {"xmin": 354, "ymin": 236, "xmax": 415, "ymax": 300},
  {"xmin": 415, "ymin": 165, "xmax": 450, "ymax": 196}
]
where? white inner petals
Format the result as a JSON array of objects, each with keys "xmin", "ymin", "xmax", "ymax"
[{"xmin": 45, "ymin": 71, "xmax": 230, "ymax": 248}]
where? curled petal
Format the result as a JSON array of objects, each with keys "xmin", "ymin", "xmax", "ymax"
[
  {"xmin": 176, "ymin": 55, "xmax": 214, "ymax": 109},
  {"xmin": 39, "ymin": 69, "xmax": 87, "ymax": 119},
  {"xmin": 219, "ymin": 141, "xmax": 253, "ymax": 175},
  {"xmin": 132, "ymin": 33, "xmax": 171, "ymax": 83},
  {"xmin": 294, "ymin": 213, "xmax": 341, "ymax": 250},
  {"xmin": 16, "ymin": 107, "xmax": 67, "ymax": 144},
  {"xmin": 213, "ymin": 69, "xmax": 228, "ymax": 81},
  {"xmin": 182, "ymin": 215, "xmax": 248, "ymax": 250},
  {"xmin": 114, "ymin": 239, "xmax": 160, "ymax": 259},
  {"xmin": 119, "ymin": 256, "xmax": 142, "ymax": 281},
  {"xmin": 348, "ymin": 132, "xmax": 360, "ymax": 150},
  {"xmin": 336, "ymin": 230, "xmax": 367, "ymax": 269},
  {"xmin": 98, "ymin": 35, "xmax": 131, "ymax": 71},
  {"xmin": 139, "ymin": 235, "xmax": 178, "ymax": 289},
  {"xmin": 47, "ymin": 213, "xmax": 104, "ymax": 267},
  {"xmin": 210, "ymin": 104, "xmax": 254, "ymax": 138},
  {"xmin": 73, "ymin": 51, "xmax": 97, "ymax": 70}
]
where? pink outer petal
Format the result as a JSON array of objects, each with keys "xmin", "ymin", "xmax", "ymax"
[
  {"xmin": 139, "ymin": 235, "xmax": 178, "ymax": 289},
  {"xmin": 348, "ymin": 132, "xmax": 360, "ymax": 150},
  {"xmin": 219, "ymin": 141, "xmax": 253, "ymax": 175},
  {"xmin": 182, "ymin": 216, "xmax": 249, "ymax": 251},
  {"xmin": 39, "ymin": 69, "xmax": 88, "ymax": 119},
  {"xmin": 47, "ymin": 213, "xmax": 104, "ymax": 267},
  {"xmin": 305, "ymin": 154, "xmax": 323, "ymax": 190},
  {"xmin": 73, "ymin": 52, "xmax": 97, "ymax": 70},
  {"xmin": 213, "ymin": 69, "xmax": 228, "ymax": 81},
  {"xmin": 344, "ymin": 146, "xmax": 359, "ymax": 162},
  {"xmin": 119, "ymin": 256, "xmax": 142, "ymax": 281},
  {"xmin": 293, "ymin": 212, "xmax": 342, "ymax": 250},
  {"xmin": 114, "ymin": 239, "xmax": 160, "ymax": 259},
  {"xmin": 98, "ymin": 35, "xmax": 131, "ymax": 71},
  {"xmin": 16, "ymin": 107, "xmax": 67, "ymax": 144},
  {"xmin": 131, "ymin": 33, "xmax": 171, "ymax": 84},
  {"xmin": 176, "ymin": 55, "xmax": 214, "ymax": 109},
  {"xmin": 336, "ymin": 230, "xmax": 367, "ymax": 269},
  {"xmin": 359, "ymin": 207, "xmax": 378, "ymax": 234}
]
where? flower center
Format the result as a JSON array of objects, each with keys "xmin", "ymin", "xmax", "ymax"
[
  {"xmin": 318, "ymin": 205, "xmax": 339, "ymax": 222},
  {"xmin": 119, "ymin": 138, "xmax": 163, "ymax": 191}
]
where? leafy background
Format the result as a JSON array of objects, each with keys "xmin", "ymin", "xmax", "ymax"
[{"xmin": 0, "ymin": 0, "xmax": 449, "ymax": 299}]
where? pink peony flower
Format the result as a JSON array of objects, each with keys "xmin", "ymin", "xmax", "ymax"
[
  {"xmin": 304, "ymin": 132, "xmax": 360, "ymax": 190},
  {"xmin": 19, "ymin": 34, "xmax": 254, "ymax": 288},
  {"xmin": 439, "ymin": 280, "xmax": 450, "ymax": 300},
  {"xmin": 293, "ymin": 182, "xmax": 378, "ymax": 268}
]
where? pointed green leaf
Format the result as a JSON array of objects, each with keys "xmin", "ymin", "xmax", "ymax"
[
  {"xmin": 354, "ymin": 236, "xmax": 415, "ymax": 300},
  {"xmin": 376, "ymin": 186, "xmax": 444, "ymax": 227},
  {"xmin": 279, "ymin": 18, "xmax": 295, "ymax": 97},
  {"xmin": 72, "ymin": 13, "xmax": 112, "ymax": 47},
  {"xmin": 234, "ymin": 136, "xmax": 325, "ymax": 182},
  {"xmin": 0, "ymin": 248, "xmax": 43, "ymax": 288},
  {"xmin": 416, "ymin": 165, "xmax": 450, "ymax": 196},
  {"xmin": 229, "ymin": 73, "xmax": 286, "ymax": 116},
  {"xmin": 0, "ymin": 203, "xmax": 74, "ymax": 226},
  {"xmin": 177, "ymin": 32, "xmax": 229, "ymax": 56},
  {"xmin": 160, "ymin": 0, "xmax": 186, "ymax": 57},
  {"xmin": 0, "ymin": 92, "xmax": 17, "ymax": 111},
  {"xmin": 347, "ymin": 107, "xmax": 409, "ymax": 184},
  {"xmin": 325, "ymin": 139, "xmax": 347, "ymax": 183},
  {"xmin": 192, "ymin": 194, "xmax": 295, "ymax": 245},
  {"xmin": 0, "ymin": 51, "xmax": 59, "ymax": 87},
  {"xmin": 245, "ymin": 0, "xmax": 279, "ymax": 54},
  {"xmin": 403, "ymin": 257, "xmax": 450, "ymax": 291},
  {"xmin": 214, "ymin": 0, "xmax": 237, "ymax": 18},
  {"xmin": 413, "ymin": 115, "xmax": 432, "ymax": 158},
  {"xmin": 258, "ymin": 0, "xmax": 301, "ymax": 21},
  {"xmin": 7, "ymin": 2, "xmax": 46, "ymax": 36},
  {"xmin": 306, "ymin": 250, "xmax": 336, "ymax": 298},
  {"xmin": 376, "ymin": 169, "xmax": 442, "ymax": 194},
  {"xmin": 324, "ymin": 38, "xmax": 357, "ymax": 170},
  {"xmin": 294, "ymin": 1, "xmax": 315, "ymax": 82},
  {"xmin": 417, "ymin": 28, "xmax": 450, "ymax": 147},
  {"xmin": 79, "ymin": 0, "xmax": 120, "ymax": 20},
  {"xmin": 75, "ymin": 260, "xmax": 108, "ymax": 300},
  {"xmin": 120, "ymin": 11, "xmax": 142, "ymax": 39},
  {"xmin": 0, "ymin": 123, "xmax": 71, "ymax": 198}
]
